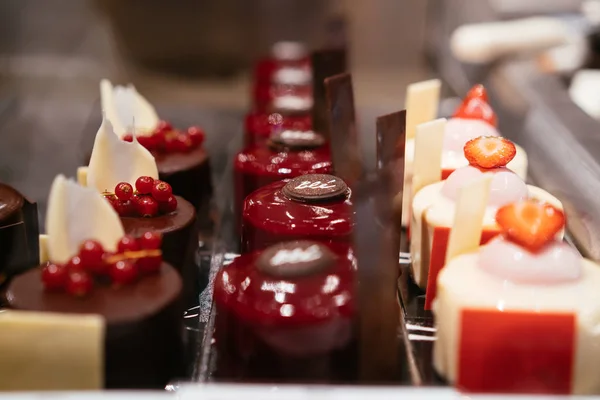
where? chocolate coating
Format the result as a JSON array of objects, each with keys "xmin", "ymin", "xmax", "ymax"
[
  {"xmin": 121, "ymin": 196, "xmax": 199, "ymax": 307},
  {"xmin": 7, "ymin": 263, "xmax": 184, "ymax": 389},
  {"xmin": 0, "ymin": 184, "xmax": 24, "ymax": 225},
  {"xmin": 154, "ymin": 147, "xmax": 213, "ymax": 230}
]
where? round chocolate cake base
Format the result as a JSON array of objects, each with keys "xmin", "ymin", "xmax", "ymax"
[
  {"xmin": 6, "ymin": 263, "xmax": 184, "ymax": 389},
  {"xmin": 121, "ymin": 196, "xmax": 199, "ymax": 307},
  {"xmin": 154, "ymin": 147, "xmax": 213, "ymax": 232}
]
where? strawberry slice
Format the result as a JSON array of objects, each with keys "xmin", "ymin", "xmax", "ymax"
[
  {"xmin": 464, "ymin": 136, "xmax": 516, "ymax": 169},
  {"xmin": 453, "ymin": 84, "xmax": 498, "ymax": 127},
  {"xmin": 496, "ymin": 200, "xmax": 565, "ymax": 251}
]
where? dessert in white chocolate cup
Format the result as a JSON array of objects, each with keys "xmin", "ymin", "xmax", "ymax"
[
  {"xmin": 402, "ymin": 84, "xmax": 528, "ymax": 227},
  {"xmin": 433, "ymin": 199, "xmax": 600, "ymax": 395},
  {"xmin": 410, "ymin": 136, "xmax": 560, "ymax": 309}
]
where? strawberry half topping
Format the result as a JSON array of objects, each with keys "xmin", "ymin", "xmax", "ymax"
[
  {"xmin": 453, "ymin": 84, "xmax": 498, "ymax": 127},
  {"xmin": 464, "ymin": 136, "xmax": 516, "ymax": 169},
  {"xmin": 496, "ymin": 200, "xmax": 565, "ymax": 251}
]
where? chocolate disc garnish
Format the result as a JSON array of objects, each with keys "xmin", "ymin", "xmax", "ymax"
[
  {"xmin": 269, "ymin": 130, "xmax": 326, "ymax": 150},
  {"xmin": 282, "ymin": 174, "xmax": 348, "ymax": 203},
  {"xmin": 256, "ymin": 241, "xmax": 336, "ymax": 278},
  {"xmin": 0, "ymin": 184, "xmax": 24, "ymax": 223}
]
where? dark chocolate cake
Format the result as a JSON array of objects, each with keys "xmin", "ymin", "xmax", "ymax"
[
  {"xmin": 6, "ymin": 262, "xmax": 184, "ymax": 389},
  {"xmin": 120, "ymin": 195, "xmax": 199, "ymax": 306}
]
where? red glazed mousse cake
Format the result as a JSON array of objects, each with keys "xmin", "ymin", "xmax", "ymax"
[
  {"xmin": 234, "ymin": 130, "xmax": 333, "ymax": 232},
  {"xmin": 244, "ymin": 111, "xmax": 312, "ymax": 147},
  {"xmin": 213, "ymin": 240, "xmax": 356, "ymax": 382},
  {"xmin": 241, "ymin": 174, "xmax": 354, "ymax": 253}
]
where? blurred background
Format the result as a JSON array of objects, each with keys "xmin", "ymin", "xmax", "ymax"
[{"xmin": 3, "ymin": 0, "xmax": 600, "ymax": 258}]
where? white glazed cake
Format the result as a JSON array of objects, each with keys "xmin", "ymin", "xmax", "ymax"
[
  {"xmin": 410, "ymin": 136, "xmax": 560, "ymax": 309},
  {"xmin": 402, "ymin": 84, "xmax": 528, "ymax": 227},
  {"xmin": 433, "ymin": 200, "xmax": 600, "ymax": 395}
]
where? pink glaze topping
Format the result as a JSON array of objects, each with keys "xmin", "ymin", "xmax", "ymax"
[
  {"xmin": 442, "ymin": 118, "xmax": 499, "ymax": 159},
  {"xmin": 442, "ymin": 166, "xmax": 528, "ymax": 206},
  {"xmin": 479, "ymin": 236, "xmax": 582, "ymax": 284}
]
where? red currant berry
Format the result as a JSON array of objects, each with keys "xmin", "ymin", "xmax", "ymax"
[
  {"xmin": 137, "ymin": 256, "xmax": 162, "ymax": 274},
  {"xmin": 137, "ymin": 134, "xmax": 158, "ymax": 151},
  {"xmin": 79, "ymin": 240, "xmax": 105, "ymax": 272},
  {"xmin": 66, "ymin": 271, "xmax": 93, "ymax": 297},
  {"xmin": 122, "ymin": 133, "xmax": 134, "ymax": 142},
  {"xmin": 135, "ymin": 176, "xmax": 155, "ymax": 194},
  {"xmin": 187, "ymin": 126, "xmax": 205, "ymax": 146},
  {"xmin": 159, "ymin": 195, "xmax": 178, "ymax": 214},
  {"xmin": 114, "ymin": 199, "xmax": 134, "ymax": 217},
  {"xmin": 41, "ymin": 263, "xmax": 68, "ymax": 291},
  {"xmin": 155, "ymin": 120, "xmax": 172, "ymax": 135},
  {"xmin": 151, "ymin": 180, "xmax": 172, "ymax": 202},
  {"xmin": 136, "ymin": 195, "xmax": 159, "ymax": 217},
  {"xmin": 164, "ymin": 134, "xmax": 179, "ymax": 153},
  {"xmin": 109, "ymin": 260, "xmax": 139, "ymax": 285},
  {"xmin": 66, "ymin": 256, "xmax": 84, "ymax": 271},
  {"xmin": 115, "ymin": 182, "xmax": 133, "ymax": 201},
  {"xmin": 117, "ymin": 235, "xmax": 139, "ymax": 253},
  {"xmin": 139, "ymin": 231, "xmax": 162, "ymax": 250},
  {"xmin": 174, "ymin": 134, "xmax": 193, "ymax": 152}
]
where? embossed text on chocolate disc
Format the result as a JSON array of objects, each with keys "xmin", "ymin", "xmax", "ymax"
[
  {"xmin": 282, "ymin": 174, "xmax": 348, "ymax": 203},
  {"xmin": 0, "ymin": 183, "xmax": 24, "ymax": 223},
  {"xmin": 269, "ymin": 129, "xmax": 326, "ymax": 150},
  {"xmin": 256, "ymin": 241, "xmax": 336, "ymax": 278}
]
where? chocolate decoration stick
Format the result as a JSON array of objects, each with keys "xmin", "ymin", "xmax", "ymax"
[
  {"xmin": 376, "ymin": 110, "xmax": 407, "ymax": 233},
  {"xmin": 311, "ymin": 49, "xmax": 347, "ymax": 138},
  {"xmin": 352, "ymin": 176, "xmax": 402, "ymax": 382},
  {"xmin": 325, "ymin": 72, "xmax": 363, "ymax": 184}
]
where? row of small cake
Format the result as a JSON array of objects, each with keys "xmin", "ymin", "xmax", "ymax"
[
  {"xmin": 0, "ymin": 78, "xmax": 215, "ymax": 390},
  {"xmin": 400, "ymin": 81, "xmax": 600, "ymax": 395}
]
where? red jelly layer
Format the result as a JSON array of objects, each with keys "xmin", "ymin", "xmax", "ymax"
[
  {"xmin": 234, "ymin": 146, "xmax": 333, "ymax": 236},
  {"xmin": 213, "ymin": 242, "xmax": 356, "ymax": 382},
  {"xmin": 241, "ymin": 181, "xmax": 353, "ymax": 253},
  {"xmin": 244, "ymin": 112, "xmax": 312, "ymax": 147}
]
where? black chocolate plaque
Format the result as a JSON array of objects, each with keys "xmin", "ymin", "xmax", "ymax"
[{"xmin": 282, "ymin": 174, "xmax": 349, "ymax": 203}]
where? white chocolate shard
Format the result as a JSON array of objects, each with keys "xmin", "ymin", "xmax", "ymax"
[
  {"xmin": 39, "ymin": 234, "xmax": 49, "ymax": 264},
  {"xmin": 77, "ymin": 166, "xmax": 88, "ymax": 187},
  {"xmin": 412, "ymin": 118, "xmax": 446, "ymax": 196},
  {"xmin": 100, "ymin": 79, "xmax": 159, "ymax": 138},
  {"xmin": 0, "ymin": 310, "xmax": 104, "ymax": 390},
  {"xmin": 46, "ymin": 175, "xmax": 124, "ymax": 264},
  {"xmin": 445, "ymin": 174, "xmax": 493, "ymax": 264},
  {"xmin": 86, "ymin": 117, "xmax": 158, "ymax": 193},
  {"xmin": 405, "ymin": 79, "xmax": 441, "ymax": 140}
]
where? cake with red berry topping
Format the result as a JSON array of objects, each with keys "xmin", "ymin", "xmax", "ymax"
[
  {"xmin": 100, "ymin": 79, "xmax": 212, "ymax": 218},
  {"xmin": 214, "ymin": 240, "xmax": 356, "ymax": 382},
  {"xmin": 7, "ymin": 175, "xmax": 184, "ymax": 389},
  {"xmin": 81, "ymin": 117, "xmax": 199, "ymax": 305},
  {"xmin": 234, "ymin": 130, "xmax": 333, "ymax": 234},
  {"xmin": 241, "ymin": 174, "xmax": 354, "ymax": 253},
  {"xmin": 410, "ymin": 136, "xmax": 561, "ymax": 309},
  {"xmin": 402, "ymin": 83, "xmax": 528, "ymax": 226},
  {"xmin": 434, "ymin": 200, "xmax": 600, "ymax": 395}
]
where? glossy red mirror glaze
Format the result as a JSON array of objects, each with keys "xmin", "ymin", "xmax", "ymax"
[
  {"xmin": 244, "ymin": 112, "xmax": 312, "ymax": 147},
  {"xmin": 240, "ymin": 180, "xmax": 353, "ymax": 253},
  {"xmin": 213, "ymin": 241, "xmax": 357, "ymax": 382},
  {"xmin": 234, "ymin": 145, "xmax": 333, "ymax": 235}
]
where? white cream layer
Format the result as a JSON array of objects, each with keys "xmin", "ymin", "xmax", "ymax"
[{"xmin": 433, "ymin": 251, "xmax": 600, "ymax": 394}]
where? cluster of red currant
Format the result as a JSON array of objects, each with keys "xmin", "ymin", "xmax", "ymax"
[
  {"xmin": 123, "ymin": 120, "xmax": 205, "ymax": 154},
  {"xmin": 41, "ymin": 232, "xmax": 163, "ymax": 296},
  {"xmin": 104, "ymin": 176, "xmax": 177, "ymax": 217}
]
